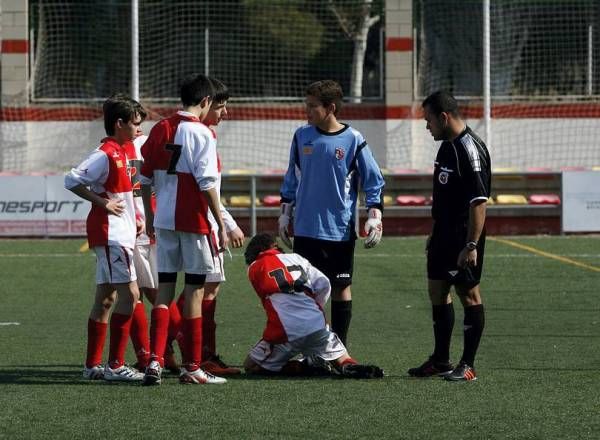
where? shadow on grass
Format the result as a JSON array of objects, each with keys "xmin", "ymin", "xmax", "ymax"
[
  {"xmin": 0, "ymin": 365, "xmax": 130, "ymax": 386},
  {"xmin": 3, "ymin": 365, "xmax": 592, "ymax": 385},
  {"xmin": 227, "ymin": 373, "xmax": 356, "ymax": 381},
  {"xmin": 0, "ymin": 365, "xmax": 390, "ymax": 385}
]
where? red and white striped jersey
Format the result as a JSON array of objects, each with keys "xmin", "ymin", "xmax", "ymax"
[
  {"xmin": 248, "ymin": 249, "xmax": 331, "ymax": 343},
  {"xmin": 65, "ymin": 138, "xmax": 136, "ymax": 248},
  {"xmin": 124, "ymin": 134, "xmax": 153, "ymax": 246},
  {"xmin": 139, "ymin": 111, "xmax": 218, "ymax": 234}
]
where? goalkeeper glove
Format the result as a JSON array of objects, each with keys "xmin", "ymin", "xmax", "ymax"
[
  {"xmin": 278, "ymin": 202, "xmax": 294, "ymax": 249},
  {"xmin": 363, "ymin": 208, "xmax": 382, "ymax": 249}
]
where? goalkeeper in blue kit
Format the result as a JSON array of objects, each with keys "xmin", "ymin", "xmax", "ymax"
[{"xmin": 279, "ymin": 80, "xmax": 385, "ymax": 345}]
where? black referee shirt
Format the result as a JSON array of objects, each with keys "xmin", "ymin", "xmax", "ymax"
[{"xmin": 431, "ymin": 126, "xmax": 491, "ymax": 224}]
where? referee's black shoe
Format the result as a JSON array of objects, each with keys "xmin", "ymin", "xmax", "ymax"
[
  {"xmin": 408, "ymin": 356, "xmax": 454, "ymax": 378},
  {"xmin": 444, "ymin": 361, "xmax": 477, "ymax": 382}
]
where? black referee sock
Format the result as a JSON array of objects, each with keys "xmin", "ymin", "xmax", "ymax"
[
  {"xmin": 331, "ymin": 300, "xmax": 352, "ymax": 346},
  {"xmin": 432, "ymin": 303, "xmax": 455, "ymax": 363},
  {"xmin": 461, "ymin": 304, "xmax": 485, "ymax": 367}
]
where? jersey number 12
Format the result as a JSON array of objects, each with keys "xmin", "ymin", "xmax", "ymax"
[{"xmin": 268, "ymin": 265, "xmax": 309, "ymax": 294}]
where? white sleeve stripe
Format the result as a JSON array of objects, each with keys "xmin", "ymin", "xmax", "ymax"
[
  {"xmin": 470, "ymin": 196, "xmax": 489, "ymax": 204},
  {"xmin": 461, "ymin": 135, "xmax": 481, "ymax": 172}
]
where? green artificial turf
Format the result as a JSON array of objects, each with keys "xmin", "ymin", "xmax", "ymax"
[{"xmin": 0, "ymin": 237, "xmax": 598, "ymax": 439}]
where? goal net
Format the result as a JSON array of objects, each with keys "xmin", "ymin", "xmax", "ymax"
[
  {"xmin": 414, "ymin": 0, "xmax": 600, "ymax": 170},
  {"xmin": 3, "ymin": 0, "xmax": 598, "ymax": 174},
  {"xmin": 1, "ymin": 0, "xmax": 384, "ymax": 173}
]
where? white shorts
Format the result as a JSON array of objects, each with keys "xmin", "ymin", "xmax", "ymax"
[
  {"xmin": 155, "ymin": 228, "xmax": 216, "ymax": 275},
  {"xmin": 248, "ymin": 328, "xmax": 347, "ymax": 372},
  {"xmin": 93, "ymin": 246, "xmax": 136, "ymax": 285},
  {"xmin": 206, "ymin": 229, "xmax": 225, "ymax": 283},
  {"xmin": 133, "ymin": 243, "xmax": 158, "ymax": 289}
]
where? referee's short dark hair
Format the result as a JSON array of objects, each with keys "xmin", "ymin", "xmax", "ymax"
[
  {"xmin": 180, "ymin": 73, "xmax": 215, "ymax": 107},
  {"xmin": 422, "ymin": 91, "xmax": 460, "ymax": 117}
]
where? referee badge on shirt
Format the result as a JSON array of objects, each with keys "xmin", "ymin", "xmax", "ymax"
[
  {"xmin": 438, "ymin": 171, "xmax": 449, "ymax": 184},
  {"xmin": 335, "ymin": 147, "xmax": 345, "ymax": 160}
]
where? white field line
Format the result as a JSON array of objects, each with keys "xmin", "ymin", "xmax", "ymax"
[{"xmin": 0, "ymin": 322, "xmax": 20, "ymax": 326}]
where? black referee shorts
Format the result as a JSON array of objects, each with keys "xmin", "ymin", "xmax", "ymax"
[
  {"xmin": 427, "ymin": 222, "xmax": 486, "ymax": 288},
  {"xmin": 293, "ymin": 236, "xmax": 355, "ymax": 288}
]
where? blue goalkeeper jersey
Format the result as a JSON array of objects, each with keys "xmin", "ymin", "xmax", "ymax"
[{"xmin": 280, "ymin": 123, "xmax": 385, "ymax": 241}]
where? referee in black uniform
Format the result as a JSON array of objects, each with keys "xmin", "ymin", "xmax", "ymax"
[{"xmin": 408, "ymin": 91, "xmax": 491, "ymax": 381}]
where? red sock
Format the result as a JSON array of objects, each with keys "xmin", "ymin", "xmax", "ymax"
[
  {"xmin": 149, "ymin": 307, "xmax": 170, "ymax": 367},
  {"xmin": 176, "ymin": 292, "xmax": 185, "ymax": 314},
  {"xmin": 202, "ymin": 299, "xmax": 217, "ymax": 359},
  {"xmin": 182, "ymin": 317, "xmax": 202, "ymax": 371},
  {"xmin": 168, "ymin": 301, "xmax": 182, "ymax": 344},
  {"xmin": 130, "ymin": 301, "xmax": 150, "ymax": 367},
  {"xmin": 167, "ymin": 300, "xmax": 184, "ymax": 361},
  {"xmin": 86, "ymin": 319, "xmax": 108, "ymax": 368},
  {"xmin": 108, "ymin": 313, "xmax": 133, "ymax": 369}
]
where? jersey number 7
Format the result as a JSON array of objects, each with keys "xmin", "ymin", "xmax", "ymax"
[{"xmin": 166, "ymin": 143, "xmax": 182, "ymax": 175}]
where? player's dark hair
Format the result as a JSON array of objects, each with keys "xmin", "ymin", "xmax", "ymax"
[
  {"xmin": 244, "ymin": 233, "xmax": 278, "ymax": 265},
  {"xmin": 180, "ymin": 73, "xmax": 215, "ymax": 107},
  {"xmin": 103, "ymin": 93, "xmax": 147, "ymax": 136},
  {"xmin": 306, "ymin": 80, "xmax": 343, "ymax": 115},
  {"xmin": 422, "ymin": 91, "xmax": 460, "ymax": 117},
  {"xmin": 209, "ymin": 77, "xmax": 230, "ymax": 103}
]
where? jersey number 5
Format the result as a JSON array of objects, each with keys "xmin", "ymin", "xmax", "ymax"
[
  {"xmin": 166, "ymin": 143, "xmax": 182, "ymax": 175},
  {"xmin": 268, "ymin": 265, "xmax": 309, "ymax": 294}
]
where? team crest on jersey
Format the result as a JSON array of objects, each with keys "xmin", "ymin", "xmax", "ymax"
[
  {"xmin": 116, "ymin": 160, "xmax": 124, "ymax": 168},
  {"xmin": 303, "ymin": 146, "xmax": 313, "ymax": 155},
  {"xmin": 335, "ymin": 147, "xmax": 345, "ymax": 160},
  {"xmin": 438, "ymin": 171, "xmax": 449, "ymax": 184}
]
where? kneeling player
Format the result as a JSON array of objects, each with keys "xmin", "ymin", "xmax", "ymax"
[{"xmin": 243, "ymin": 233, "xmax": 383, "ymax": 379}]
